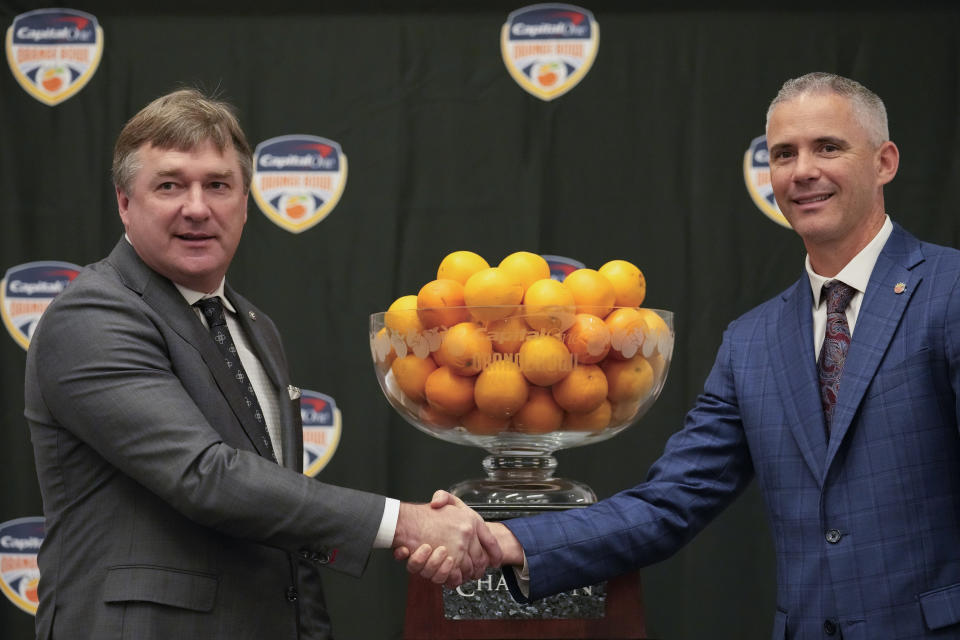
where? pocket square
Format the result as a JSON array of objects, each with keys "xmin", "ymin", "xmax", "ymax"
[{"xmin": 288, "ymin": 385, "xmax": 301, "ymax": 400}]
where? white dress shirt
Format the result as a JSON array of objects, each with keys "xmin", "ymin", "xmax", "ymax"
[{"xmin": 806, "ymin": 215, "xmax": 892, "ymax": 359}]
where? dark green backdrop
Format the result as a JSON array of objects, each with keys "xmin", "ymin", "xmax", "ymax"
[{"xmin": 2, "ymin": 2, "xmax": 958, "ymax": 638}]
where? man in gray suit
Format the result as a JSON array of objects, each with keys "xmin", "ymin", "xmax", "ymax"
[{"xmin": 24, "ymin": 88, "xmax": 499, "ymax": 640}]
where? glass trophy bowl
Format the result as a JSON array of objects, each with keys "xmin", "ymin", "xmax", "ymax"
[{"xmin": 370, "ymin": 305, "xmax": 673, "ymax": 511}]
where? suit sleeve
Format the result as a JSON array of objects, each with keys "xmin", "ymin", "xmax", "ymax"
[
  {"xmin": 947, "ymin": 269, "xmax": 960, "ymax": 431},
  {"xmin": 503, "ymin": 325, "xmax": 755, "ymax": 601},
  {"xmin": 25, "ymin": 272, "xmax": 384, "ymax": 577}
]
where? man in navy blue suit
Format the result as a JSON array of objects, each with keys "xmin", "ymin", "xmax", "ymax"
[{"xmin": 408, "ymin": 73, "xmax": 960, "ymax": 638}]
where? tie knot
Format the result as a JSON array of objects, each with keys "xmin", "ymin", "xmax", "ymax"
[
  {"xmin": 195, "ymin": 297, "xmax": 226, "ymax": 327},
  {"xmin": 823, "ymin": 281, "xmax": 855, "ymax": 315}
]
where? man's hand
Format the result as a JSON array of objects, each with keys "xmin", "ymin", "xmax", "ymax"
[
  {"xmin": 392, "ymin": 490, "xmax": 502, "ymax": 587},
  {"xmin": 421, "ymin": 490, "xmax": 525, "ymax": 565},
  {"xmin": 486, "ymin": 521, "xmax": 525, "ymax": 566}
]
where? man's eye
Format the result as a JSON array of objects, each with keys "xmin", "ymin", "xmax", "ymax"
[
  {"xmin": 772, "ymin": 149, "xmax": 793, "ymax": 161},
  {"xmin": 209, "ymin": 182, "xmax": 228, "ymax": 190},
  {"xmin": 158, "ymin": 182, "xmax": 177, "ymax": 191}
]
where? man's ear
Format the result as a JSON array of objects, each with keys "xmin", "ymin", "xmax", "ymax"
[
  {"xmin": 116, "ymin": 186, "xmax": 131, "ymax": 226},
  {"xmin": 877, "ymin": 140, "xmax": 899, "ymax": 186}
]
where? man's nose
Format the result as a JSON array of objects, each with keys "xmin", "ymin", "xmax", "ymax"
[
  {"xmin": 793, "ymin": 150, "xmax": 820, "ymax": 181},
  {"xmin": 181, "ymin": 184, "xmax": 211, "ymax": 218}
]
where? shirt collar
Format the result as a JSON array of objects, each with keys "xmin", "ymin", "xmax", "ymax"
[
  {"xmin": 124, "ymin": 233, "xmax": 236, "ymax": 313},
  {"xmin": 175, "ymin": 280, "xmax": 236, "ymax": 313},
  {"xmin": 806, "ymin": 215, "xmax": 892, "ymax": 306}
]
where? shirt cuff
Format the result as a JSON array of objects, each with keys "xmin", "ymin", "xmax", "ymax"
[
  {"xmin": 510, "ymin": 553, "xmax": 531, "ymax": 598},
  {"xmin": 372, "ymin": 497, "xmax": 400, "ymax": 549}
]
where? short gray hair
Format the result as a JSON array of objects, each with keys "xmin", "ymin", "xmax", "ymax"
[
  {"xmin": 112, "ymin": 88, "xmax": 252, "ymax": 193},
  {"xmin": 766, "ymin": 72, "xmax": 889, "ymax": 146}
]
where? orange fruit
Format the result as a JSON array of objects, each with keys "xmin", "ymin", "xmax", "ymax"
[
  {"xmin": 518, "ymin": 334, "xmax": 572, "ymax": 386},
  {"xmin": 513, "ymin": 387, "xmax": 564, "ymax": 434},
  {"xmin": 437, "ymin": 251, "xmax": 490, "ymax": 285},
  {"xmin": 384, "ymin": 294, "xmax": 424, "ymax": 336},
  {"xmin": 523, "ymin": 278, "xmax": 576, "ymax": 332},
  {"xmin": 463, "ymin": 267, "xmax": 524, "ymax": 322},
  {"xmin": 637, "ymin": 308, "xmax": 671, "ymax": 357},
  {"xmin": 604, "ymin": 307, "xmax": 647, "ymax": 360},
  {"xmin": 601, "ymin": 355, "xmax": 655, "ymax": 404},
  {"xmin": 563, "ymin": 313, "xmax": 611, "ymax": 364},
  {"xmin": 609, "ymin": 399, "xmax": 644, "ymax": 427},
  {"xmin": 417, "ymin": 279, "xmax": 469, "ymax": 329},
  {"xmin": 498, "ymin": 251, "xmax": 551, "ymax": 294},
  {"xmin": 437, "ymin": 321, "xmax": 492, "ymax": 376},
  {"xmin": 461, "ymin": 408, "xmax": 511, "ymax": 435},
  {"xmin": 418, "ymin": 403, "xmax": 460, "ymax": 429},
  {"xmin": 486, "ymin": 315, "xmax": 529, "ymax": 354},
  {"xmin": 563, "ymin": 268, "xmax": 616, "ymax": 318},
  {"xmin": 647, "ymin": 352, "xmax": 667, "ymax": 382},
  {"xmin": 474, "ymin": 359, "xmax": 529, "ymax": 418},
  {"xmin": 551, "ymin": 363, "xmax": 608, "ymax": 413},
  {"xmin": 598, "ymin": 260, "xmax": 646, "ymax": 307},
  {"xmin": 424, "ymin": 366, "xmax": 476, "ymax": 416},
  {"xmin": 563, "ymin": 399, "xmax": 612, "ymax": 432},
  {"xmin": 390, "ymin": 354, "xmax": 437, "ymax": 403}
]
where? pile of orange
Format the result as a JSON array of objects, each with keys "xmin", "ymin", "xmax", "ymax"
[{"xmin": 378, "ymin": 250, "xmax": 668, "ymax": 435}]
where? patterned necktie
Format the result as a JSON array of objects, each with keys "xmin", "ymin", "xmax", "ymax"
[
  {"xmin": 817, "ymin": 281, "xmax": 855, "ymax": 432},
  {"xmin": 195, "ymin": 297, "xmax": 277, "ymax": 462}
]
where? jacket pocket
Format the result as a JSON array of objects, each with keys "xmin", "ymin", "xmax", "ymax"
[
  {"xmin": 103, "ymin": 565, "xmax": 218, "ymax": 612},
  {"xmin": 771, "ymin": 609, "xmax": 787, "ymax": 639},
  {"xmin": 865, "ymin": 346, "xmax": 931, "ymax": 398},
  {"xmin": 918, "ymin": 582, "xmax": 960, "ymax": 630}
]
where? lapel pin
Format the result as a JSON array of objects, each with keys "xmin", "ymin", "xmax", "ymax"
[
  {"xmin": 248, "ymin": 310, "xmax": 257, "ymax": 320},
  {"xmin": 288, "ymin": 385, "xmax": 301, "ymax": 400},
  {"xmin": 893, "ymin": 282, "xmax": 906, "ymax": 294}
]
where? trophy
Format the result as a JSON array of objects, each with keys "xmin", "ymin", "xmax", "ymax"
[{"xmin": 371, "ymin": 292, "xmax": 672, "ymax": 639}]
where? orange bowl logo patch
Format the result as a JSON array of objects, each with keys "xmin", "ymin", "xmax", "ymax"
[
  {"xmin": 1, "ymin": 261, "xmax": 80, "ymax": 350},
  {"xmin": 300, "ymin": 390, "xmax": 342, "ymax": 477},
  {"xmin": 542, "ymin": 254, "xmax": 585, "ymax": 282},
  {"xmin": 0, "ymin": 517, "xmax": 44, "ymax": 616},
  {"xmin": 252, "ymin": 135, "xmax": 348, "ymax": 234},
  {"xmin": 5, "ymin": 9, "xmax": 103, "ymax": 106},
  {"xmin": 501, "ymin": 4, "xmax": 599, "ymax": 101},
  {"xmin": 743, "ymin": 135, "xmax": 790, "ymax": 229}
]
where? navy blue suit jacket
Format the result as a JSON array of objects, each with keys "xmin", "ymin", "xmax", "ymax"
[{"xmin": 504, "ymin": 224, "xmax": 960, "ymax": 639}]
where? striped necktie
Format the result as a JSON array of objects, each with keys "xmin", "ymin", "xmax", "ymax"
[{"xmin": 195, "ymin": 297, "xmax": 277, "ymax": 462}]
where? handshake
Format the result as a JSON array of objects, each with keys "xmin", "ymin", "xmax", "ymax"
[{"xmin": 391, "ymin": 490, "xmax": 523, "ymax": 587}]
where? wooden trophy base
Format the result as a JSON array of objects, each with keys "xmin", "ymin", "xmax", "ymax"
[{"xmin": 403, "ymin": 569, "xmax": 649, "ymax": 639}]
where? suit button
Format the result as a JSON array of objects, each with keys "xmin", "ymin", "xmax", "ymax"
[
  {"xmin": 823, "ymin": 619, "xmax": 837, "ymax": 635},
  {"xmin": 286, "ymin": 587, "xmax": 299, "ymax": 602},
  {"xmin": 825, "ymin": 529, "xmax": 842, "ymax": 544},
  {"xmin": 299, "ymin": 549, "xmax": 311, "ymax": 559},
  {"xmin": 314, "ymin": 551, "xmax": 331, "ymax": 564}
]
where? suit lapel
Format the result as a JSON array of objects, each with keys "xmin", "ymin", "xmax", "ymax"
[
  {"xmin": 107, "ymin": 240, "xmax": 276, "ymax": 459},
  {"xmin": 824, "ymin": 225, "xmax": 924, "ymax": 470},
  {"xmin": 768, "ymin": 276, "xmax": 828, "ymax": 486}
]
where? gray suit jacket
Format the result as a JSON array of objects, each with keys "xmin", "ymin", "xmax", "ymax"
[{"xmin": 25, "ymin": 239, "xmax": 385, "ymax": 639}]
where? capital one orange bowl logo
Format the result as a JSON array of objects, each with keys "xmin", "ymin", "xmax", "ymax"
[
  {"xmin": 0, "ymin": 517, "xmax": 44, "ymax": 616},
  {"xmin": 251, "ymin": 135, "xmax": 348, "ymax": 234},
  {"xmin": 300, "ymin": 390, "xmax": 342, "ymax": 477},
  {"xmin": 743, "ymin": 135, "xmax": 790, "ymax": 229},
  {"xmin": 501, "ymin": 4, "xmax": 599, "ymax": 101},
  {"xmin": 1, "ymin": 261, "xmax": 80, "ymax": 350},
  {"xmin": 542, "ymin": 254, "xmax": 585, "ymax": 282},
  {"xmin": 5, "ymin": 9, "xmax": 103, "ymax": 106}
]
